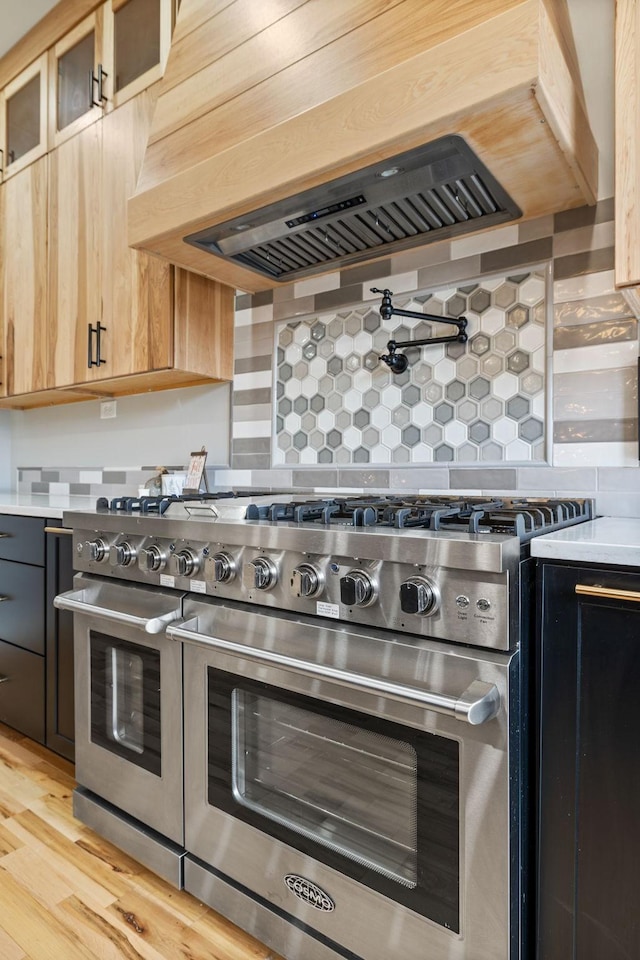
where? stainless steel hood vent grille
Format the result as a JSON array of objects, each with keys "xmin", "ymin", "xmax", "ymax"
[{"xmin": 184, "ymin": 136, "xmax": 521, "ymax": 282}]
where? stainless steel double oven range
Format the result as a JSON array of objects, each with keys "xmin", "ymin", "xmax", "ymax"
[{"xmin": 56, "ymin": 493, "xmax": 594, "ymax": 960}]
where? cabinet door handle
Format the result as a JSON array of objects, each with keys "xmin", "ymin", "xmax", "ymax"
[
  {"xmin": 575, "ymin": 584, "xmax": 640, "ymax": 603},
  {"xmin": 0, "ymin": 532, "xmax": 10, "ymax": 538},
  {"xmin": 0, "ymin": 147, "xmax": 3, "ymax": 178},
  {"xmin": 44, "ymin": 527, "xmax": 72, "ymax": 536},
  {"xmin": 90, "ymin": 64, "xmax": 108, "ymax": 107},
  {"xmin": 87, "ymin": 324, "xmax": 106, "ymax": 367},
  {"xmin": 97, "ymin": 63, "xmax": 108, "ymax": 103},
  {"xmin": 96, "ymin": 323, "xmax": 106, "ymax": 366},
  {"xmin": 0, "ymin": 675, "xmax": 10, "ymax": 684},
  {"xmin": 88, "ymin": 323, "xmax": 95, "ymax": 367},
  {"xmin": 0, "ymin": 596, "xmax": 8, "ymax": 602}
]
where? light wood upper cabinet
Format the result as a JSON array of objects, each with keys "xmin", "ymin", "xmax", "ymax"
[
  {"xmin": 48, "ymin": 0, "xmax": 173, "ymax": 148},
  {"xmin": 48, "ymin": 119, "xmax": 103, "ymax": 386},
  {"xmin": 0, "ymin": 183, "xmax": 4, "ymax": 398},
  {"xmin": 49, "ymin": 87, "xmax": 171, "ymax": 387},
  {"xmin": 49, "ymin": 7, "xmax": 110, "ymax": 148},
  {"xmin": 30, "ymin": 85, "xmax": 233, "ymax": 405},
  {"xmin": 95, "ymin": 88, "xmax": 174, "ymax": 380},
  {"xmin": 110, "ymin": 0, "xmax": 173, "ymax": 109},
  {"xmin": 0, "ymin": 55, "xmax": 48, "ymax": 181},
  {"xmin": 615, "ymin": 0, "xmax": 640, "ymax": 307},
  {"xmin": 0, "ymin": 4, "xmax": 234, "ymax": 411},
  {"xmin": 0, "ymin": 158, "xmax": 49, "ymax": 395}
]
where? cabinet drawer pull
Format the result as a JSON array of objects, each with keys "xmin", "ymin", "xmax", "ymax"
[
  {"xmin": 0, "ymin": 675, "xmax": 9, "ymax": 684},
  {"xmin": 0, "ymin": 596, "xmax": 9, "ymax": 602},
  {"xmin": 575, "ymin": 584, "xmax": 640, "ymax": 603},
  {"xmin": 44, "ymin": 527, "xmax": 72, "ymax": 536},
  {"xmin": 0, "ymin": 533, "xmax": 10, "ymax": 538}
]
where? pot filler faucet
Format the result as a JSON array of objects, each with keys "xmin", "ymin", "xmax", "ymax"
[{"xmin": 372, "ymin": 287, "xmax": 468, "ymax": 373}]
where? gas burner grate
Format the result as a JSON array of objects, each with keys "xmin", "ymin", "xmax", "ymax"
[
  {"xmin": 246, "ymin": 494, "xmax": 594, "ymax": 538},
  {"xmin": 96, "ymin": 490, "xmax": 273, "ymax": 516}
]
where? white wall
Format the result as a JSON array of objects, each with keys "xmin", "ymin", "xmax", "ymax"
[
  {"xmin": 0, "ymin": 412, "xmax": 12, "ymax": 490},
  {"xmin": 9, "ymin": 383, "xmax": 231, "ymax": 473}
]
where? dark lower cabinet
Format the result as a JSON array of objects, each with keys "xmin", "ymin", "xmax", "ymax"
[
  {"xmin": 537, "ymin": 561, "xmax": 640, "ymax": 960},
  {"xmin": 46, "ymin": 525, "xmax": 75, "ymax": 761},
  {"xmin": 0, "ymin": 515, "xmax": 74, "ymax": 760}
]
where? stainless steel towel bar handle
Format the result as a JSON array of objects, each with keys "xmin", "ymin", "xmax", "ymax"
[
  {"xmin": 54, "ymin": 593, "xmax": 181, "ymax": 635},
  {"xmin": 575, "ymin": 584, "xmax": 640, "ymax": 603},
  {"xmin": 168, "ymin": 622, "xmax": 501, "ymax": 725}
]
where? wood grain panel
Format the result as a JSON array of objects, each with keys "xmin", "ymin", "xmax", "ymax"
[
  {"xmin": 540, "ymin": 0, "xmax": 587, "ymax": 113},
  {"xmin": 0, "ymin": 0, "xmax": 102, "ymax": 90},
  {"xmin": 171, "ymin": 0, "xmax": 236, "ymax": 46},
  {"xmin": 2, "ymin": 158, "xmax": 49, "ymax": 395},
  {"xmin": 48, "ymin": 121, "xmax": 102, "ymax": 388},
  {"xmin": 139, "ymin": 0, "xmax": 521, "ymax": 193},
  {"xmin": 99, "ymin": 87, "xmax": 173, "ymax": 379},
  {"xmin": 174, "ymin": 269, "xmax": 234, "ymax": 379},
  {"xmin": 161, "ymin": 0, "xmax": 307, "ymax": 97},
  {"xmin": 615, "ymin": 0, "xmax": 640, "ymax": 290},
  {"xmin": 0, "ymin": 369, "xmax": 230, "ymax": 409},
  {"xmin": 146, "ymin": 0, "xmax": 518, "ymax": 151},
  {"xmin": 535, "ymin": 1, "xmax": 597, "ymax": 204}
]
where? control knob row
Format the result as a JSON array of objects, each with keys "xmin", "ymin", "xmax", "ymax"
[{"xmin": 81, "ymin": 540, "xmax": 438, "ymax": 616}]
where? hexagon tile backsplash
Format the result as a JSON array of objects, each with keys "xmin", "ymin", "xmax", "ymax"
[{"xmin": 275, "ymin": 271, "xmax": 546, "ymax": 465}]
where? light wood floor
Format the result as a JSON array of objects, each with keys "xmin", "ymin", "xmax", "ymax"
[{"xmin": 0, "ymin": 723, "xmax": 282, "ymax": 960}]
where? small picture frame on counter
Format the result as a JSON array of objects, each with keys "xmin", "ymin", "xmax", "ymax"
[{"xmin": 183, "ymin": 447, "xmax": 208, "ymax": 494}]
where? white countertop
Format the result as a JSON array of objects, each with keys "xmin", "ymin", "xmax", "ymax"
[
  {"xmin": 531, "ymin": 516, "xmax": 640, "ymax": 567},
  {"xmin": 0, "ymin": 493, "xmax": 97, "ymax": 520}
]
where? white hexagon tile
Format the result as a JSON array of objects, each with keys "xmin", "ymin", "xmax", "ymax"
[{"xmin": 274, "ymin": 271, "xmax": 547, "ymax": 465}]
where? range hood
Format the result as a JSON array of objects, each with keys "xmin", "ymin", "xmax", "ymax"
[
  {"xmin": 184, "ymin": 136, "xmax": 521, "ymax": 283},
  {"xmin": 128, "ymin": 0, "xmax": 598, "ymax": 293}
]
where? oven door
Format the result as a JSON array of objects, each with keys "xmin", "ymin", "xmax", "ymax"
[
  {"xmin": 172, "ymin": 597, "xmax": 518, "ymax": 960},
  {"xmin": 54, "ymin": 574, "xmax": 185, "ymax": 843}
]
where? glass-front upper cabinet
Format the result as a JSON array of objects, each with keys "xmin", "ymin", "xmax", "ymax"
[
  {"xmin": 49, "ymin": 7, "xmax": 111, "ymax": 148},
  {"xmin": 111, "ymin": 0, "xmax": 173, "ymax": 109},
  {"xmin": 0, "ymin": 54, "xmax": 49, "ymax": 181}
]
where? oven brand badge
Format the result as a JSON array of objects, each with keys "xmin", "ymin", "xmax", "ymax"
[{"xmin": 284, "ymin": 874, "xmax": 335, "ymax": 912}]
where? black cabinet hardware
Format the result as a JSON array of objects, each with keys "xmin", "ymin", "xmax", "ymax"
[
  {"xmin": 87, "ymin": 323, "xmax": 107, "ymax": 368},
  {"xmin": 89, "ymin": 63, "xmax": 108, "ymax": 107}
]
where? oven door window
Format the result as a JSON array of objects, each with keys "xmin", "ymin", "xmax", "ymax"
[
  {"xmin": 90, "ymin": 631, "xmax": 161, "ymax": 776},
  {"xmin": 208, "ymin": 669, "xmax": 459, "ymax": 931}
]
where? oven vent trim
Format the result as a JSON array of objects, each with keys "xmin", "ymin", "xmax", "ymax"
[{"xmin": 184, "ymin": 135, "xmax": 521, "ymax": 282}]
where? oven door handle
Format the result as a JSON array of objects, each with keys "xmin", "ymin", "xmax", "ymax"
[
  {"xmin": 54, "ymin": 591, "xmax": 182, "ymax": 635},
  {"xmin": 169, "ymin": 622, "xmax": 501, "ymax": 725}
]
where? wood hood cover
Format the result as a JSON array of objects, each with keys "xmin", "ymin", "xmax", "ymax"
[{"xmin": 128, "ymin": 0, "xmax": 598, "ymax": 294}]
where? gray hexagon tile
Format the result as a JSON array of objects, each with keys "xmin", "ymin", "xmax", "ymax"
[{"xmin": 274, "ymin": 271, "xmax": 546, "ymax": 464}]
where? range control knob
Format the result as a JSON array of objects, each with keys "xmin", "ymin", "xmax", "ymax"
[
  {"xmin": 400, "ymin": 577, "xmax": 439, "ymax": 616},
  {"xmin": 340, "ymin": 570, "xmax": 377, "ymax": 607},
  {"xmin": 84, "ymin": 538, "xmax": 108, "ymax": 562},
  {"xmin": 138, "ymin": 544, "xmax": 167, "ymax": 573},
  {"xmin": 291, "ymin": 563, "xmax": 324, "ymax": 599},
  {"xmin": 243, "ymin": 557, "xmax": 278, "ymax": 591},
  {"xmin": 211, "ymin": 552, "xmax": 237, "ymax": 583},
  {"xmin": 170, "ymin": 549, "xmax": 200, "ymax": 578},
  {"xmin": 109, "ymin": 541, "xmax": 136, "ymax": 567}
]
